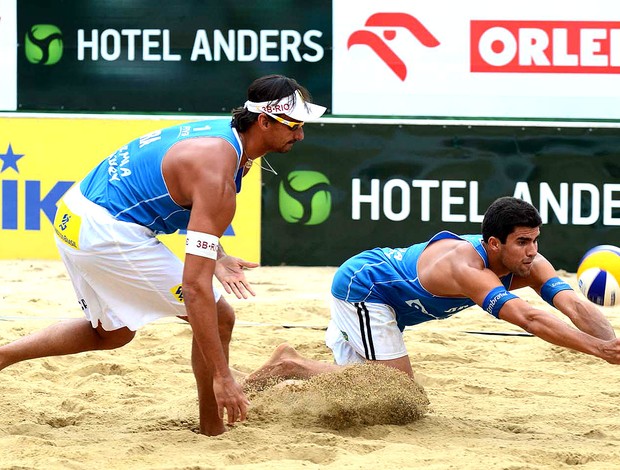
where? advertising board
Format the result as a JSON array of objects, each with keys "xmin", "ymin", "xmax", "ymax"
[
  {"xmin": 17, "ymin": 1, "xmax": 331, "ymax": 113},
  {"xmin": 333, "ymin": 0, "xmax": 620, "ymax": 120},
  {"xmin": 0, "ymin": 0, "xmax": 16, "ymax": 111},
  {"xmin": 262, "ymin": 121, "xmax": 620, "ymax": 269},
  {"xmin": 0, "ymin": 116, "xmax": 260, "ymax": 261}
]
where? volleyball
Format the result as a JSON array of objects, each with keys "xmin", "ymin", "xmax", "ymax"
[{"xmin": 576, "ymin": 245, "xmax": 620, "ymax": 306}]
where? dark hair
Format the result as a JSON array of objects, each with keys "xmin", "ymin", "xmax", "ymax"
[
  {"xmin": 481, "ymin": 196, "xmax": 542, "ymax": 243},
  {"xmin": 231, "ymin": 74, "xmax": 313, "ymax": 132}
]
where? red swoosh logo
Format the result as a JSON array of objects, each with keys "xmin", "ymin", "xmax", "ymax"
[
  {"xmin": 348, "ymin": 30, "xmax": 407, "ymax": 81},
  {"xmin": 365, "ymin": 13, "xmax": 440, "ymax": 47}
]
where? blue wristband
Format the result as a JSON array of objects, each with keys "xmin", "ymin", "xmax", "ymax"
[
  {"xmin": 482, "ymin": 286, "xmax": 518, "ymax": 318},
  {"xmin": 540, "ymin": 276, "xmax": 573, "ymax": 307}
]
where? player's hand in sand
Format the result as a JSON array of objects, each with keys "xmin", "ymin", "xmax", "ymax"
[
  {"xmin": 213, "ymin": 374, "xmax": 251, "ymax": 426},
  {"xmin": 215, "ymin": 255, "xmax": 259, "ymax": 299}
]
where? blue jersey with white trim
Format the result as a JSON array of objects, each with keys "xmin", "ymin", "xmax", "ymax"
[
  {"xmin": 331, "ymin": 231, "xmax": 514, "ymax": 331},
  {"xmin": 79, "ymin": 118, "xmax": 243, "ymax": 234}
]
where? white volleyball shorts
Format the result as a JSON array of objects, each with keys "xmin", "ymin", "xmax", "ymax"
[
  {"xmin": 53, "ymin": 185, "xmax": 221, "ymax": 331},
  {"xmin": 325, "ymin": 296, "xmax": 408, "ymax": 364}
]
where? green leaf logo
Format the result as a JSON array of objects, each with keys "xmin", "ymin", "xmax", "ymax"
[
  {"xmin": 279, "ymin": 171, "xmax": 332, "ymax": 225},
  {"xmin": 25, "ymin": 25, "xmax": 64, "ymax": 65}
]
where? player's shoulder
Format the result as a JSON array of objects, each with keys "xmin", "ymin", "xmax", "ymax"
[
  {"xmin": 171, "ymin": 133, "xmax": 237, "ymax": 155},
  {"xmin": 430, "ymin": 235, "xmax": 482, "ymax": 257},
  {"xmin": 163, "ymin": 135, "xmax": 238, "ymax": 184},
  {"xmin": 422, "ymin": 236, "xmax": 486, "ymax": 273}
]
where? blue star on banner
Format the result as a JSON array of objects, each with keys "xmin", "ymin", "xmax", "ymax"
[{"xmin": 0, "ymin": 144, "xmax": 25, "ymax": 173}]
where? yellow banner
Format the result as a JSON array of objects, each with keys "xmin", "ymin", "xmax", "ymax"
[{"xmin": 0, "ymin": 116, "xmax": 260, "ymax": 262}]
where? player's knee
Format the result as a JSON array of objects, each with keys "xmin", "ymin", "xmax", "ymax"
[
  {"xmin": 216, "ymin": 299, "xmax": 235, "ymax": 340},
  {"xmin": 96, "ymin": 326, "xmax": 135, "ymax": 350}
]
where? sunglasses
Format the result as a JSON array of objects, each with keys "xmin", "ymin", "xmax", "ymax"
[{"xmin": 263, "ymin": 111, "xmax": 304, "ymax": 131}]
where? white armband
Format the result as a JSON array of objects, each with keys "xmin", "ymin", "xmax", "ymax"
[{"xmin": 185, "ymin": 230, "xmax": 219, "ymax": 260}]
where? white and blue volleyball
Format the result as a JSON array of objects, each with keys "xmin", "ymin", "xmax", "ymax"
[{"xmin": 577, "ymin": 245, "xmax": 620, "ymax": 307}]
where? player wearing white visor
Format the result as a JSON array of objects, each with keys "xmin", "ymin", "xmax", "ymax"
[
  {"xmin": 244, "ymin": 88, "xmax": 327, "ymax": 124},
  {"xmin": 0, "ymin": 74, "xmax": 325, "ymax": 437},
  {"xmin": 241, "ymin": 87, "xmax": 326, "ymax": 173}
]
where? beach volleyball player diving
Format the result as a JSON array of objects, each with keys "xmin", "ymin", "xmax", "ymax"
[{"xmin": 248, "ymin": 197, "xmax": 620, "ymax": 384}]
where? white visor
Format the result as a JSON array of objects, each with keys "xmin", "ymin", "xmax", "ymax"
[{"xmin": 244, "ymin": 89, "xmax": 326, "ymax": 122}]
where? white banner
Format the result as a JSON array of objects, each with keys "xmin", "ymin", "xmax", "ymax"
[
  {"xmin": 333, "ymin": 0, "xmax": 620, "ymax": 120},
  {"xmin": 0, "ymin": 0, "xmax": 16, "ymax": 111}
]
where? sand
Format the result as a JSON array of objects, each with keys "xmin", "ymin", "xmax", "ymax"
[{"xmin": 1, "ymin": 260, "xmax": 620, "ymax": 469}]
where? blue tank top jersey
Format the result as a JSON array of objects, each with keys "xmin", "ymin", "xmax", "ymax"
[
  {"xmin": 79, "ymin": 118, "xmax": 243, "ymax": 234},
  {"xmin": 331, "ymin": 231, "xmax": 514, "ymax": 331}
]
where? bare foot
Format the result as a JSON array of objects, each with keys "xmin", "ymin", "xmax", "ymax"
[{"xmin": 245, "ymin": 343, "xmax": 305, "ymax": 384}]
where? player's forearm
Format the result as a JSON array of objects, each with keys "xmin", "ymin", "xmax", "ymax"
[
  {"xmin": 189, "ymin": 314, "xmax": 231, "ymax": 378},
  {"xmin": 567, "ymin": 301, "xmax": 616, "ymax": 341},
  {"xmin": 569, "ymin": 313, "xmax": 616, "ymax": 341},
  {"xmin": 184, "ymin": 288, "xmax": 230, "ymax": 377},
  {"xmin": 552, "ymin": 291, "xmax": 617, "ymax": 341},
  {"xmin": 524, "ymin": 310, "xmax": 604, "ymax": 358}
]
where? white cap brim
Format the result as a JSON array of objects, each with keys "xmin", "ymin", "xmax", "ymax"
[{"xmin": 244, "ymin": 90, "xmax": 326, "ymax": 122}]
